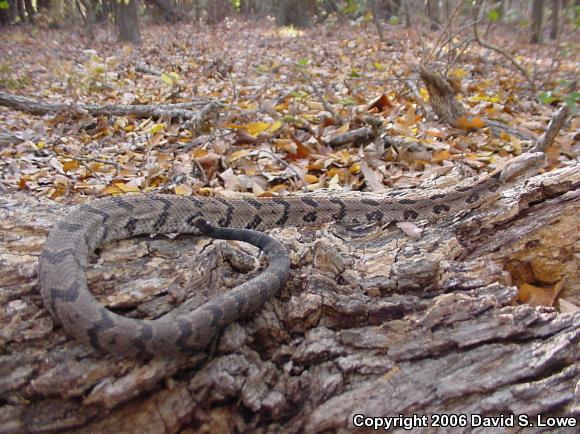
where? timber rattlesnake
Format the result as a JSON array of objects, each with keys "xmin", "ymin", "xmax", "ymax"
[{"xmin": 38, "ymin": 152, "xmax": 545, "ymax": 358}]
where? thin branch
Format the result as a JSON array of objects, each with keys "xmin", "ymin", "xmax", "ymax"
[
  {"xmin": 255, "ymin": 149, "xmax": 308, "ymax": 192},
  {"xmin": 473, "ymin": 0, "xmax": 535, "ymax": 93},
  {"xmin": 51, "ymin": 142, "xmax": 121, "ymax": 178}
]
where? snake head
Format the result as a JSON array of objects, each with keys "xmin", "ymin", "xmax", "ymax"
[
  {"xmin": 499, "ymin": 152, "xmax": 545, "ymax": 184},
  {"xmin": 192, "ymin": 217, "xmax": 215, "ymax": 235}
]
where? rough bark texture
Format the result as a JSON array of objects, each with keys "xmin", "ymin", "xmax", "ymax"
[
  {"xmin": 531, "ymin": 0, "xmax": 544, "ymax": 44},
  {"xmin": 550, "ymin": 0, "xmax": 560, "ymax": 40},
  {"xmin": 116, "ymin": 0, "xmax": 141, "ymax": 44},
  {"xmin": 419, "ymin": 67, "xmax": 466, "ymax": 126},
  {"xmin": 426, "ymin": 0, "xmax": 441, "ymax": 30},
  {"xmin": 533, "ymin": 105, "xmax": 570, "ymax": 152},
  {"xmin": 0, "ymin": 163, "xmax": 579, "ymax": 433},
  {"xmin": 273, "ymin": 0, "xmax": 315, "ymax": 27}
]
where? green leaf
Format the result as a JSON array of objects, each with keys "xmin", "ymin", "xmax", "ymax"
[
  {"xmin": 290, "ymin": 90, "xmax": 309, "ymax": 100},
  {"xmin": 388, "ymin": 15, "xmax": 400, "ymax": 25},
  {"xmin": 150, "ymin": 123, "xmax": 165, "ymax": 134},
  {"xmin": 349, "ymin": 69, "xmax": 361, "ymax": 78},
  {"xmin": 537, "ymin": 91, "xmax": 560, "ymax": 104},
  {"xmin": 160, "ymin": 73, "xmax": 175, "ymax": 85},
  {"xmin": 488, "ymin": 9, "xmax": 500, "ymax": 23},
  {"xmin": 0, "ymin": 1, "xmax": 9, "ymax": 10},
  {"xmin": 297, "ymin": 58, "xmax": 311, "ymax": 66},
  {"xmin": 340, "ymin": 96, "xmax": 356, "ymax": 106},
  {"xmin": 343, "ymin": 2, "xmax": 358, "ymax": 15}
]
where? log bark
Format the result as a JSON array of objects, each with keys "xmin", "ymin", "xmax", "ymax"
[
  {"xmin": 419, "ymin": 67, "xmax": 466, "ymax": 126},
  {"xmin": 0, "ymin": 163, "xmax": 578, "ymax": 433}
]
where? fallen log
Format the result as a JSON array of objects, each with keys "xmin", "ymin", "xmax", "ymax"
[{"xmin": 0, "ymin": 162, "xmax": 578, "ymax": 433}]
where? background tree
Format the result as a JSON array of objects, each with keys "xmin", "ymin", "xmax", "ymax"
[
  {"xmin": 206, "ymin": 0, "xmax": 231, "ymax": 24},
  {"xmin": 531, "ymin": 0, "xmax": 544, "ymax": 43},
  {"xmin": 116, "ymin": 0, "xmax": 141, "ymax": 43},
  {"xmin": 96, "ymin": 0, "xmax": 114, "ymax": 22},
  {"xmin": 273, "ymin": 0, "xmax": 316, "ymax": 27},
  {"xmin": 550, "ymin": 0, "xmax": 560, "ymax": 39},
  {"xmin": 427, "ymin": 0, "xmax": 441, "ymax": 30}
]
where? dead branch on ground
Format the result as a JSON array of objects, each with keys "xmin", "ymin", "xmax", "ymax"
[{"xmin": 0, "ymin": 92, "xmax": 222, "ymax": 133}]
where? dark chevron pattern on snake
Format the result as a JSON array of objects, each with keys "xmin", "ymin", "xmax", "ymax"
[{"xmin": 38, "ymin": 152, "xmax": 544, "ymax": 358}]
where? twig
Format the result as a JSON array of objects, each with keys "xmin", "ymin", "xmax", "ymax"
[
  {"xmin": 51, "ymin": 143, "xmax": 121, "ymax": 178},
  {"xmin": 403, "ymin": 79, "xmax": 433, "ymax": 119},
  {"xmin": 255, "ymin": 149, "xmax": 308, "ymax": 192},
  {"xmin": 428, "ymin": 0, "xmax": 468, "ymax": 63},
  {"xmin": 300, "ymin": 71, "xmax": 337, "ymax": 120},
  {"xmin": 473, "ymin": 0, "xmax": 535, "ymax": 93},
  {"xmin": 327, "ymin": 126, "xmax": 377, "ymax": 148},
  {"xmin": 485, "ymin": 119, "xmax": 535, "ymax": 141},
  {"xmin": 135, "ymin": 63, "xmax": 163, "ymax": 76},
  {"xmin": 192, "ymin": 158, "xmax": 208, "ymax": 184}
]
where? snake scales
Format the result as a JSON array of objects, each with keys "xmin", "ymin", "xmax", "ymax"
[{"xmin": 38, "ymin": 152, "xmax": 544, "ymax": 358}]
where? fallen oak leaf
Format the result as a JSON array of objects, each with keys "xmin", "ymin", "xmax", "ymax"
[
  {"xmin": 367, "ymin": 93, "xmax": 393, "ymax": 112},
  {"xmin": 517, "ymin": 281, "xmax": 565, "ymax": 307},
  {"xmin": 453, "ymin": 115, "xmax": 487, "ymax": 130}
]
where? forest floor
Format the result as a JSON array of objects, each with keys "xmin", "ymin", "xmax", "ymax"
[{"xmin": 0, "ymin": 20, "xmax": 578, "ymax": 202}]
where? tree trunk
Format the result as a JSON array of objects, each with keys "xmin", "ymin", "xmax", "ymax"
[
  {"xmin": 427, "ymin": 0, "xmax": 441, "ymax": 30},
  {"xmin": 145, "ymin": 0, "xmax": 185, "ymax": 23},
  {"xmin": 79, "ymin": 0, "xmax": 95, "ymax": 38},
  {"xmin": 36, "ymin": 0, "xmax": 51, "ymax": 10},
  {"xmin": 15, "ymin": 0, "xmax": 25, "ymax": 23},
  {"xmin": 0, "ymin": 160, "xmax": 578, "ymax": 432},
  {"xmin": 274, "ymin": 0, "xmax": 315, "ymax": 27},
  {"xmin": 22, "ymin": 0, "xmax": 33, "ymax": 22},
  {"xmin": 63, "ymin": 0, "xmax": 76, "ymax": 22},
  {"xmin": 370, "ymin": 0, "xmax": 385, "ymax": 41},
  {"xmin": 96, "ymin": 0, "xmax": 112, "ymax": 22},
  {"xmin": 115, "ymin": 0, "xmax": 141, "ymax": 44},
  {"xmin": 404, "ymin": 0, "xmax": 411, "ymax": 27},
  {"xmin": 530, "ymin": 0, "xmax": 544, "ymax": 43},
  {"xmin": 205, "ymin": 0, "xmax": 230, "ymax": 23},
  {"xmin": 550, "ymin": 0, "xmax": 560, "ymax": 39}
]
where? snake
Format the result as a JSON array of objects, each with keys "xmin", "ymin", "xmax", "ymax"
[{"xmin": 38, "ymin": 152, "xmax": 545, "ymax": 358}]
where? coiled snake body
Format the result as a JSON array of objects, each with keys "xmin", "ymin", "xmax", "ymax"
[{"xmin": 38, "ymin": 153, "xmax": 544, "ymax": 358}]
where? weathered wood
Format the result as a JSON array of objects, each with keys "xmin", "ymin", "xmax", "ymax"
[
  {"xmin": 0, "ymin": 92, "xmax": 221, "ymax": 133},
  {"xmin": 533, "ymin": 105, "xmax": 571, "ymax": 152},
  {"xmin": 0, "ymin": 163, "xmax": 578, "ymax": 433},
  {"xmin": 419, "ymin": 67, "xmax": 466, "ymax": 126}
]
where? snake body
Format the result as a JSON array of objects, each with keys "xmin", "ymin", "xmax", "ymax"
[{"xmin": 38, "ymin": 152, "xmax": 544, "ymax": 358}]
